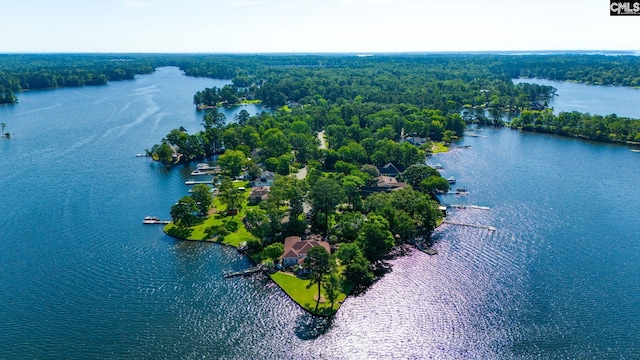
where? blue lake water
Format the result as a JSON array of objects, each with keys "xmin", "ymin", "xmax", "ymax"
[
  {"xmin": 1, "ymin": 67, "xmax": 639, "ymax": 359},
  {"xmin": 513, "ymin": 78, "xmax": 640, "ymax": 118}
]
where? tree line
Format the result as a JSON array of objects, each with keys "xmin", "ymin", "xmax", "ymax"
[{"xmin": 509, "ymin": 109, "xmax": 640, "ymax": 143}]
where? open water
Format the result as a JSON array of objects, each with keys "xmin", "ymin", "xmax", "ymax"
[
  {"xmin": 1, "ymin": 67, "xmax": 639, "ymax": 359},
  {"xmin": 513, "ymin": 77, "xmax": 640, "ymax": 118}
]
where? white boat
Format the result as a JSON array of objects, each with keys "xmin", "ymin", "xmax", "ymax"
[
  {"xmin": 143, "ymin": 216, "xmax": 160, "ymax": 224},
  {"xmin": 631, "ymin": 149, "xmax": 640, "ymax": 153},
  {"xmin": 447, "ymin": 177, "xmax": 456, "ymax": 184},
  {"xmin": 190, "ymin": 169, "xmax": 210, "ymax": 176},
  {"xmin": 196, "ymin": 163, "xmax": 213, "ymax": 170}
]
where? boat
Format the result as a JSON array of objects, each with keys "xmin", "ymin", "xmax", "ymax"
[
  {"xmin": 191, "ymin": 163, "xmax": 219, "ymax": 176},
  {"xmin": 190, "ymin": 169, "xmax": 210, "ymax": 176},
  {"xmin": 455, "ymin": 188, "xmax": 469, "ymax": 195},
  {"xmin": 631, "ymin": 149, "xmax": 640, "ymax": 153},
  {"xmin": 143, "ymin": 216, "xmax": 170, "ymax": 224},
  {"xmin": 143, "ymin": 216, "xmax": 160, "ymax": 224},
  {"xmin": 433, "ymin": 163, "xmax": 444, "ymax": 169},
  {"xmin": 135, "ymin": 153, "xmax": 146, "ymax": 157},
  {"xmin": 447, "ymin": 176, "xmax": 456, "ymax": 184},
  {"xmin": 196, "ymin": 163, "xmax": 213, "ymax": 170}
]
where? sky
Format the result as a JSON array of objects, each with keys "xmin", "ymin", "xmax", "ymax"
[{"xmin": 0, "ymin": 0, "xmax": 637, "ymax": 53}]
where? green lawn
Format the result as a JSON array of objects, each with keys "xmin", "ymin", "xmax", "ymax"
[
  {"xmin": 431, "ymin": 142, "xmax": 450, "ymax": 154},
  {"xmin": 164, "ymin": 180, "xmax": 258, "ymax": 247},
  {"xmin": 270, "ymin": 271, "xmax": 349, "ymax": 316}
]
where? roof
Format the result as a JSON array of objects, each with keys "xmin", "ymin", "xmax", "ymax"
[
  {"xmin": 378, "ymin": 162, "xmax": 403, "ymax": 175},
  {"xmin": 249, "ymin": 186, "xmax": 270, "ymax": 199},
  {"xmin": 376, "ymin": 175, "xmax": 407, "ymax": 188},
  {"xmin": 282, "ymin": 236, "xmax": 331, "ymax": 263}
]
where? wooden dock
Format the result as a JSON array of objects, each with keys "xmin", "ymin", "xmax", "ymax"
[
  {"xmin": 442, "ymin": 220, "xmax": 496, "ymax": 231},
  {"xmin": 224, "ymin": 265, "xmax": 266, "ymax": 278}
]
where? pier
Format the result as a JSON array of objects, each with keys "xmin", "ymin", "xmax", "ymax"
[
  {"xmin": 447, "ymin": 204, "xmax": 490, "ymax": 210},
  {"xmin": 223, "ymin": 265, "xmax": 266, "ymax": 278},
  {"xmin": 143, "ymin": 217, "xmax": 171, "ymax": 225},
  {"xmin": 442, "ymin": 220, "xmax": 496, "ymax": 231},
  {"xmin": 185, "ymin": 179, "xmax": 213, "ymax": 185}
]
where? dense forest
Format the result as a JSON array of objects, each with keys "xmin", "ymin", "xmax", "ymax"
[{"xmin": 0, "ymin": 54, "xmax": 156, "ymax": 102}]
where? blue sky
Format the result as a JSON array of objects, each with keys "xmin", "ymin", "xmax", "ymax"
[{"xmin": 1, "ymin": 0, "xmax": 636, "ymax": 53}]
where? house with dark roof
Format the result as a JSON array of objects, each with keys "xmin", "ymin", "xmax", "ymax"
[
  {"xmin": 282, "ymin": 236, "xmax": 331, "ymax": 267},
  {"xmin": 378, "ymin": 163, "xmax": 403, "ymax": 176}
]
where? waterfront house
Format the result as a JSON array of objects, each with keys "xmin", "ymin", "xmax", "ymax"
[{"xmin": 282, "ymin": 236, "xmax": 331, "ymax": 268}]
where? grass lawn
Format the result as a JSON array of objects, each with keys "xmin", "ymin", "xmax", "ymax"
[
  {"xmin": 164, "ymin": 180, "xmax": 258, "ymax": 247},
  {"xmin": 270, "ymin": 271, "xmax": 349, "ymax": 317},
  {"xmin": 431, "ymin": 141, "xmax": 450, "ymax": 154}
]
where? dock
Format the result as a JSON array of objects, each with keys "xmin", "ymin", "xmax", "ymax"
[
  {"xmin": 143, "ymin": 217, "xmax": 171, "ymax": 225},
  {"xmin": 447, "ymin": 204, "xmax": 490, "ymax": 210},
  {"xmin": 442, "ymin": 220, "xmax": 496, "ymax": 231},
  {"xmin": 185, "ymin": 179, "xmax": 212, "ymax": 185},
  {"xmin": 223, "ymin": 265, "xmax": 266, "ymax": 278}
]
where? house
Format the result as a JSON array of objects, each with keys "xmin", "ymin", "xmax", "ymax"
[
  {"xmin": 378, "ymin": 162, "xmax": 403, "ymax": 177},
  {"xmin": 252, "ymin": 170, "xmax": 275, "ymax": 187},
  {"xmin": 401, "ymin": 135, "xmax": 427, "ymax": 146},
  {"xmin": 248, "ymin": 186, "xmax": 270, "ymax": 204},
  {"xmin": 281, "ymin": 236, "xmax": 331, "ymax": 268},
  {"xmin": 360, "ymin": 175, "xmax": 408, "ymax": 197}
]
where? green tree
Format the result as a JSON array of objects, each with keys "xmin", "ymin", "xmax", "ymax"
[
  {"xmin": 218, "ymin": 176, "xmax": 244, "ymax": 214},
  {"xmin": 308, "ymin": 177, "xmax": 344, "ymax": 238},
  {"xmin": 218, "ymin": 149, "xmax": 246, "ymax": 177},
  {"xmin": 190, "ymin": 183, "xmax": 213, "ymax": 216},
  {"xmin": 420, "ymin": 175, "xmax": 450, "ymax": 196},
  {"xmin": 170, "ymin": 196, "xmax": 199, "ymax": 228},
  {"xmin": 276, "ymin": 154, "xmax": 292, "ymax": 175},
  {"xmin": 270, "ymin": 176, "xmax": 309, "ymax": 221},
  {"xmin": 262, "ymin": 242, "xmax": 284, "ymax": 262},
  {"xmin": 400, "ymin": 164, "xmax": 440, "ymax": 188},
  {"xmin": 234, "ymin": 109, "xmax": 251, "ymax": 124},
  {"xmin": 335, "ymin": 242, "xmax": 373, "ymax": 286},
  {"xmin": 243, "ymin": 207, "xmax": 270, "ymax": 240},
  {"xmin": 323, "ymin": 271, "xmax": 342, "ymax": 309},
  {"xmin": 265, "ymin": 157, "xmax": 279, "ymax": 172},
  {"xmin": 341, "ymin": 175, "xmax": 365, "ymax": 211},
  {"xmin": 261, "ymin": 128, "xmax": 291, "ymax": 159},
  {"xmin": 304, "ymin": 246, "xmax": 332, "ymax": 311},
  {"xmin": 358, "ymin": 213, "xmax": 395, "ymax": 262}
]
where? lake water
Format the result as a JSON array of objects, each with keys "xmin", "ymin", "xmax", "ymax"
[
  {"xmin": 1, "ymin": 67, "xmax": 639, "ymax": 359},
  {"xmin": 513, "ymin": 78, "xmax": 640, "ymax": 118}
]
